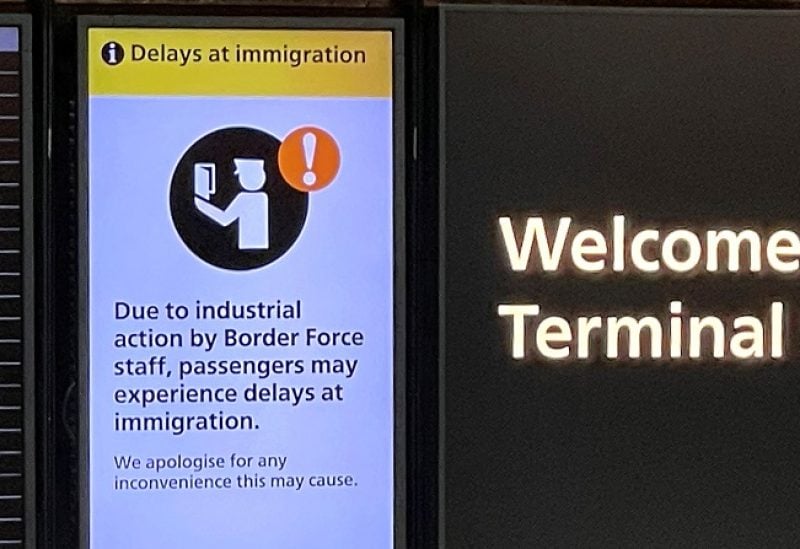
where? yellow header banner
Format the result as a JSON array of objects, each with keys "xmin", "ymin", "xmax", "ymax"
[{"xmin": 88, "ymin": 28, "xmax": 393, "ymax": 97}]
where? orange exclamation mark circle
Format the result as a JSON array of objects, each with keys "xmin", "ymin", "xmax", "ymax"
[{"xmin": 278, "ymin": 127, "xmax": 341, "ymax": 192}]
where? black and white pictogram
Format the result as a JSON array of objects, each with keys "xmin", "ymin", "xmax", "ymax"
[{"xmin": 170, "ymin": 127, "xmax": 309, "ymax": 270}]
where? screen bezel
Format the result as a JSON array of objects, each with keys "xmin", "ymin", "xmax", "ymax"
[
  {"xmin": 77, "ymin": 15, "xmax": 405, "ymax": 549},
  {"xmin": 5, "ymin": 15, "xmax": 35, "ymax": 549}
]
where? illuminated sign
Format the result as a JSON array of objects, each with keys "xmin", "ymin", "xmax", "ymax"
[
  {"xmin": 80, "ymin": 17, "xmax": 403, "ymax": 548},
  {"xmin": 496, "ymin": 215, "xmax": 797, "ymax": 361},
  {"xmin": 441, "ymin": 6, "xmax": 800, "ymax": 546}
]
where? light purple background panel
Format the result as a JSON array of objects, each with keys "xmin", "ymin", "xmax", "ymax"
[{"xmin": 88, "ymin": 96, "xmax": 394, "ymax": 549}]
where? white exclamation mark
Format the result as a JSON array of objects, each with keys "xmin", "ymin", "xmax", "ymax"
[{"xmin": 302, "ymin": 133, "xmax": 317, "ymax": 186}]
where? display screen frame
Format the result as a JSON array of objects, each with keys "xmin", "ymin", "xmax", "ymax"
[
  {"xmin": 77, "ymin": 15, "xmax": 405, "ymax": 549},
  {"xmin": 438, "ymin": 5, "xmax": 800, "ymax": 547},
  {"xmin": 0, "ymin": 14, "xmax": 35, "ymax": 549}
]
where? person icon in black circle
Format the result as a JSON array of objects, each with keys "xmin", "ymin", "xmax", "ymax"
[
  {"xmin": 194, "ymin": 158, "xmax": 270, "ymax": 250},
  {"xmin": 170, "ymin": 127, "xmax": 308, "ymax": 271}
]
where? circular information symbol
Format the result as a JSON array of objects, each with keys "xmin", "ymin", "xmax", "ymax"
[
  {"xmin": 278, "ymin": 127, "xmax": 341, "ymax": 192},
  {"xmin": 170, "ymin": 127, "xmax": 309, "ymax": 271},
  {"xmin": 101, "ymin": 41, "xmax": 125, "ymax": 66}
]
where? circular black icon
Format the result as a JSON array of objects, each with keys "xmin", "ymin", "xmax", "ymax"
[
  {"xmin": 101, "ymin": 42, "xmax": 125, "ymax": 66},
  {"xmin": 170, "ymin": 127, "xmax": 309, "ymax": 271}
]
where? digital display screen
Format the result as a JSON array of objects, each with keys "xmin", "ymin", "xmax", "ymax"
[
  {"xmin": 0, "ymin": 20, "xmax": 33, "ymax": 549},
  {"xmin": 441, "ymin": 6, "xmax": 800, "ymax": 547},
  {"xmin": 82, "ymin": 19, "xmax": 401, "ymax": 548}
]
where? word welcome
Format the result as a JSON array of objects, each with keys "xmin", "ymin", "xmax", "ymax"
[{"xmin": 500, "ymin": 215, "xmax": 800, "ymax": 274}]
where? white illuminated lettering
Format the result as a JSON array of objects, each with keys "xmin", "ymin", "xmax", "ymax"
[
  {"xmin": 771, "ymin": 302, "xmax": 784, "ymax": 358},
  {"xmin": 493, "ymin": 215, "xmax": 794, "ymax": 364},
  {"xmin": 535, "ymin": 317, "xmax": 572, "ymax": 359},
  {"xmin": 707, "ymin": 229, "xmax": 761, "ymax": 272},
  {"xmin": 612, "ymin": 214, "xmax": 625, "ymax": 272},
  {"xmin": 577, "ymin": 316, "xmax": 602, "ymax": 359},
  {"xmin": 730, "ymin": 316, "xmax": 763, "ymax": 359},
  {"xmin": 669, "ymin": 301, "xmax": 682, "ymax": 358},
  {"xmin": 607, "ymin": 316, "xmax": 663, "ymax": 359},
  {"xmin": 631, "ymin": 229, "xmax": 660, "ymax": 273},
  {"xmin": 766, "ymin": 231, "xmax": 800, "ymax": 273},
  {"xmin": 498, "ymin": 216, "xmax": 571, "ymax": 271},
  {"xmin": 662, "ymin": 229, "xmax": 702, "ymax": 273},
  {"xmin": 689, "ymin": 316, "xmax": 725, "ymax": 358},
  {"xmin": 498, "ymin": 304, "xmax": 540, "ymax": 359},
  {"xmin": 571, "ymin": 229, "xmax": 607, "ymax": 272}
]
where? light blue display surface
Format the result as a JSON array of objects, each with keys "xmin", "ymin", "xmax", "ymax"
[
  {"xmin": 0, "ymin": 27, "xmax": 18, "ymax": 52},
  {"xmin": 88, "ymin": 96, "xmax": 394, "ymax": 548}
]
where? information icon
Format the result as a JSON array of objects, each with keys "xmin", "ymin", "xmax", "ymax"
[{"xmin": 101, "ymin": 41, "xmax": 124, "ymax": 65}]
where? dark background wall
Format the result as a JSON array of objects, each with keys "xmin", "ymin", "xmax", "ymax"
[{"xmin": 24, "ymin": 0, "xmax": 800, "ymax": 548}]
